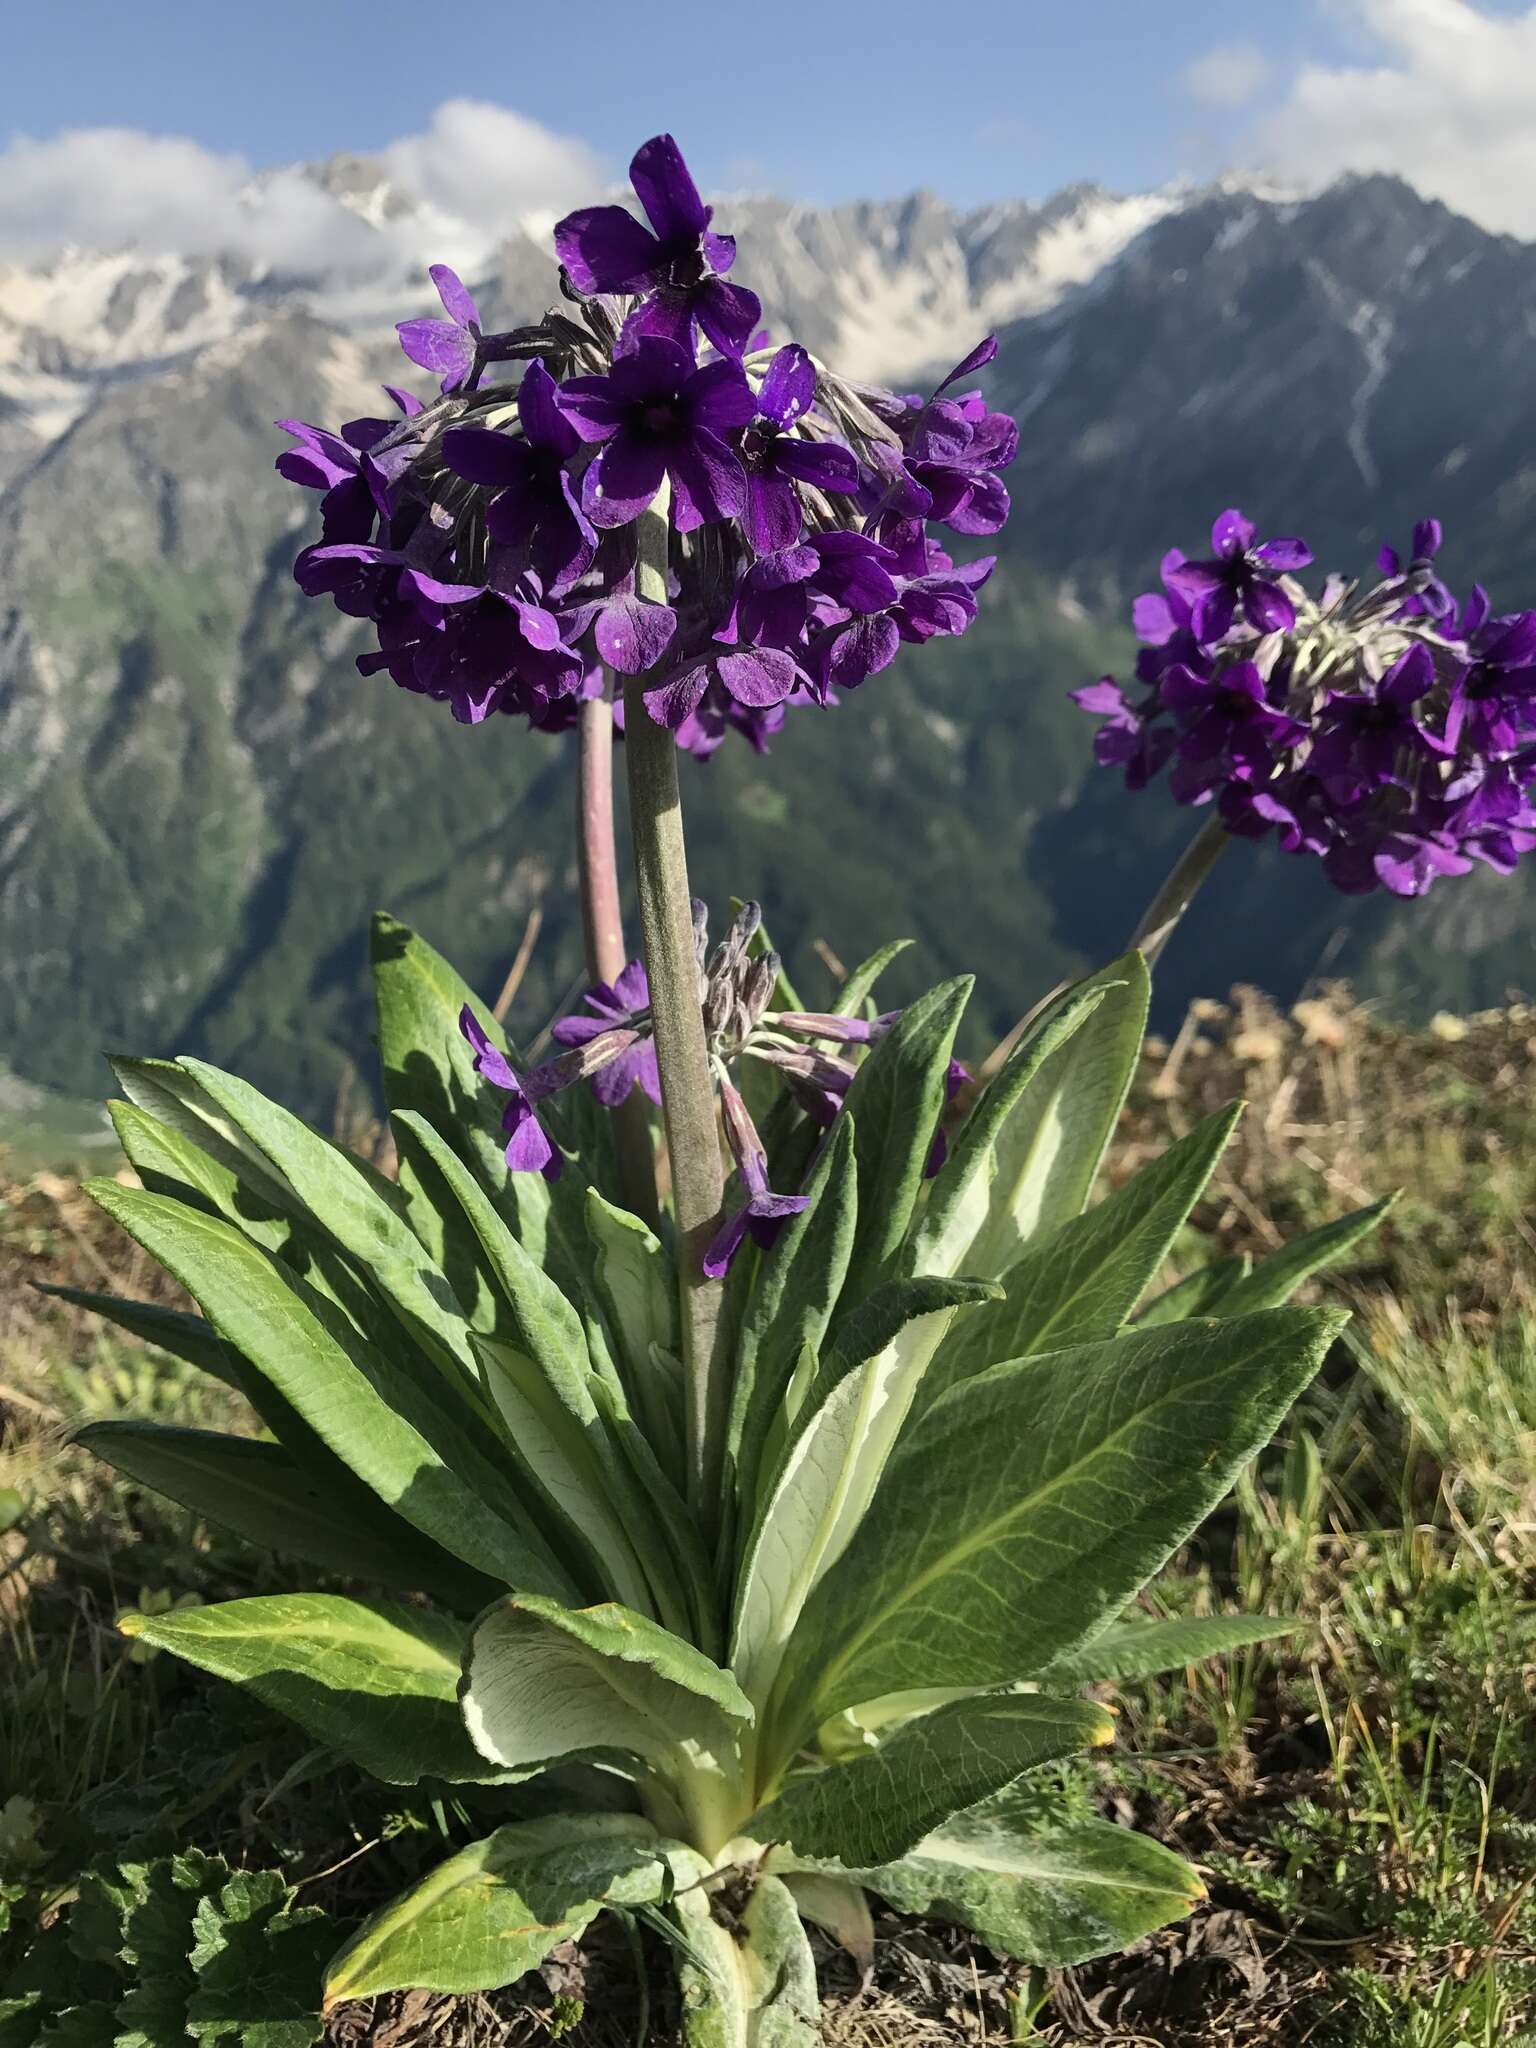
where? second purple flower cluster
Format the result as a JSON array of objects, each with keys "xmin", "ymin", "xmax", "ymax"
[{"xmin": 1074, "ymin": 513, "xmax": 1536, "ymax": 898}]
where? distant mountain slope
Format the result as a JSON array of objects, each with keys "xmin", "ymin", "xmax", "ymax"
[{"xmin": 2, "ymin": 165, "xmax": 1533, "ymax": 1113}]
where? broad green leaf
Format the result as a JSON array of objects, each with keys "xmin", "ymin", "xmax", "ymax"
[
  {"xmin": 839, "ymin": 977, "xmax": 972, "ymax": 1301},
  {"xmin": 1134, "ymin": 1251, "xmax": 1252, "ymax": 1327},
  {"xmin": 750, "ymin": 1694, "xmax": 1112, "ymax": 1867},
  {"xmin": 117, "ymin": 1595, "xmax": 500, "ymax": 1785},
  {"xmin": 726, "ymin": 1115, "xmax": 858, "ymax": 1528},
  {"xmin": 585, "ymin": 1190, "xmax": 682, "ymax": 1478},
  {"xmin": 1217, "ymin": 1195, "xmax": 1397, "ymax": 1315},
  {"xmin": 1036, "ymin": 1613, "xmax": 1300, "ymax": 1686},
  {"xmin": 323, "ymin": 1814, "xmax": 668, "ymax": 2004},
  {"xmin": 909, "ymin": 980, "xmax": 1113, "ymax": 1279},
  {"xmin": 833, "ymin": 939, "xmax": 913, "ymax": 1021},
  {"xmin": 959, "ymin": 954, "xmax": 1151, "ymax": 1284},
  {"xmin": 861, "ymin": 1801, "xmax": 1202, "ymax": 1966},
  {"xmin": 108, "ymin": 1098, "xmax": 292, "ymax": 1255},
  {"xmin": 84, "ymin": 1180, "xmax": 572, "ymax": 1596},
  {"xmin": 109, "ymin": 1058, "xmax": 298, "ymax": 1217},
  {"xmin": 36, "ymin": 1286, "xmax": 241, "ymax": 1389},
  {"xmin": 778, "ymin": 1872, "xmax": 874, "ymax": 1971},
  {"xmin": 732, "ymin": 1278, "xmax": 1000, "ymax": 1709},
  {"xmin": 462, "ymin": 1594, "xmax": 751, "ymax": 1778},
  {"xmin": 75, "ymin": 1422, "xmax": 497, "ymax": 1611},
  {"xmin": 772, "ymin": 1306, "xmax": 1346, "ymax": 1740},
  {"xmin": 676, "ymin": 1869, "xmax": 819, "ymax": 2048},
  {"xmin": 918, "ymin": 1105, "xmax": 1243, "ymax": 1413}
]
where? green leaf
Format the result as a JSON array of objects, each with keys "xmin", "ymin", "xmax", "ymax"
[
  {"xmin": 109, "ymin": 1059, "xmax": 298, "ymax": 1218},
  {"xmin": 773, "ymin": 1306, "xmax": 1346, "ymax": 1737},
  {"xmin": 184, "ymin": 1869, "xmax": 328, "ymax": 2048},
  {"xmin": 731, "ymin": 1278, "xmax": 1000, "ymax": 1709},
  {"xmin": 833, "ymin": 939, "xmax": 913, "ymax": 1021},
  {"xmin": 34, "ymin": 1287, "xmax": 242, "ymax": 1390},
  {"xmin": 751, "ymin": 1694, "xmax": 1113, "ymax": 1867},
  {"xmin": 323, "ymin": 1814, "xmax": 668, "ymax": 2005},
  {"xmin": 462, "ymin": 1593, "xmax": 751, "ymax": 1777},
  {"xmin": 585, "ymin": 1190, "xmax": 682, "ymax": 1476},
  {"xmin": 778, "ymin": 1873, "xmax": 873, "ymax": 1972},
  {"xmin": 840, "ymin": 977, "xmax": 972, "ymax": 1300},
  {"xmin": 726, "ymin": 1116, "xmax": 858, "ymax": 1527},
  {"xmin": 1134, "ymin": 1252, "xmax": 1253, "ymax": 1327},
  {"xmin": 909, "ymin": 979, "xmax": 1114, "ymax": 1279},
  {"xmin": 860, "ymin": 1800, "xmax": 1202, "ymax": 1967},
  {"xmin": 955, "ymin": 954, "xmax": 1151, "ymax": 1285},
  {"xmin": 675, "ymin": 1870, "xmax": 819, "ymax": 2048},
  {"xmin": 918, "ymin": 1105, "xmax": 1243, "ymax": 1412},
  {"xmin": 75, "ymin": 1423, "xmax": 497, "ymax": 1611},
  {"xmin": 1036, "ymin": 1613, "xmax": 1301, "ymax": 1686},
  {"xmin": 117, "ymin": 1594, "xmax": 500, "ymax": 1786},
  {"xmin": 1217, "ymin": 1195, "xmax": 1397, "ymax": 1315},
  {"xmin": 83, "ymin": 1180, "xmax": 572, "ymax": 1596}
]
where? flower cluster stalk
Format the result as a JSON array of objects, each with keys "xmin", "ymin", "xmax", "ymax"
[
  {"xmin": 575, "ymin": 689, "xmax": 660, "ymax": 1227},
  {"xmin": 621, "ymin": 488, "xmax": 726, "ymax": 1518},
  {"xmin": 1126, "ymin": 813, "xmax": 1229, "ymax": 967}
]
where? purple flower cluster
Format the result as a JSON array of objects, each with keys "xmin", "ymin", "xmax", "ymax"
[
  {"xmin": 277, "ymin": 135, "xmax": 1014, "ymax": 756},
  {"xmin": 1074, "ymin": 512, "xmax": 1536, "ymax": 897},
  {"xmin": 459, "ymin": 901, "xmax": 965, "ymax": 1272}
]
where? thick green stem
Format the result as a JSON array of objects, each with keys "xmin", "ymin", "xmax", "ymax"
[
  {"xmin": 576, "ymin": 687, "xmax": 660, "ymax": 1229},
  {"xmin": 1127, "ymin": 812, "xmax": 1230, "ymax": 968},
  {"xmin": 622, "ymin": 489, "xmax": 726, "ymax": 1520}
]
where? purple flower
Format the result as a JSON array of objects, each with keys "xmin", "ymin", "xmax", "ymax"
[
  {"xmin": 644, "ymin": 644, "xmax": 805, "ymax": 730},
  {"xmin": 397, "ymin": 265, "xmax": 486, "ymax": 395},
  {"xmin": 441, "ymin": 360, "xmax": 597, "ymax": 596},
  {"xmin": 551, "ymin": 960, "xmax": 661, "ymax": 1107},
  {"xmin": 703, "ymin": 1077, "xmax": 811, "ymax": 1278},
  {"xmin": 1446, "ymin": 610, "xmax": 1536, "ymax": 754},
  {"xmin": 1309, "ymin": 644, "xmax": 1448, "ymax": 797},
  {"xmin": 739, "ymin": 346, "xmax": 860, "ymax": 553},
  {"xmin": 558, "ymin": 337, "xmax": 755, "ymax": 533},
  {"xmin": 459, "ymin": 1005, "xmax": 562, "ymax": 1180},
  {"xmin": 1165, "ymin": 510, "xmax": 1312, "ymax": 642},
  {"xmin": 1070, "ymin": 678, "xmax": 1175, "ymax": 790},
  {"xmin": 1161, "ymin": 660, "xmax": 1307, "ymax": 779},
  {"xmin": 554, "ymin": 134, "xmax": 761, "ymax": 360},
  {"xmin": 1378, "ymin": 518, "xmax": 1453, "ymax": 620}
]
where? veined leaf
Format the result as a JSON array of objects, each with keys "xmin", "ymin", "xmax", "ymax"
[
  {"xmin": 726, "ymin": 1116, "xmax": 858, "ymax": 1530},
  {"xmin": 323, "ymin": 1814, "xmax": 668, "ymax": 2004},
  {"xmin": 860, "ymin": 1800, "xmax": 1202, "ymax": 1966},
  {"xmin": 909, "ymin": 980, "xmax": 1113, "ymax": 1279},
  {"xmin": 675, "ymin": 1869, "xmax": 819, "ymax": 2048},
  {"xmin": 118, "ymin": 1595, "xmax": 500, "ymax": 1785},
  {"xmin": 732, "ymin": 1278, "xmax": 1000, "ymax": 1709},
  {"xmin": 108, "ymin": 1097, "xmax": 291, "ymax": 1256},
  {"xmin": 840, "ymin": 977, "xmax": 972, "ymax": 1301},
  {"xmin": 585, "ymin": 1190, "xmax": 682, "ymax": 1476},
  {"xmin": 1036, "ymin": 1613, "xmax": 1301, "ymax": 1686},
  {"xmin": 84, "ymin": 1180, "xmax": 573, "ymax": 1596},
  {"xmin": 36, "ymin": 1286, "xmax": 241, "ymax": 1389},
  {"xmin": 773, "ymin": 1306, "xmax": 1346, "ymax": 1738},
  {"xmin": 958, "ymin": 954, "xmax": 1151, "ymax": 1285},
  {"xmin": 918, "ymin": 1105, "xmax": 1243, "ymax": 1413},
  {"xmin": 1134, "ymin": 1252, "xmax": 1252, "ymax": 1327},
  {"xmin": 462, "ymin": 1593, "xmax": 752, "ymax": 1778},
  {"xmin": 109, "ymin": 1057, "xmax": 298, "ymax": 1217},
  {"xmin": 751, "ymin": 1694, "xmax": 1113, "ymax": 1867},
  {"xmin": 76, "ymin": 1422, "xmax": 497, "ymax": 1611},
  {"xmin": 1217, "ymin": 1195, "xmax": 1396, "ymax": 1314}
]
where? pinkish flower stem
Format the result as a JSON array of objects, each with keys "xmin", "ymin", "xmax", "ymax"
[
  {"xmin": 576, "ymin": 685, "xmax": 659, "ymax": 1229},
  {"xmin": 1127, "ymin": 813, "xmax": 1229, "ymax": 968},
  {"xmin": 622, "ymin": 487, "xmax": 726, "ymax": 1521}
]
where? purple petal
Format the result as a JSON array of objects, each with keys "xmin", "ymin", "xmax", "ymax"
[
  {"xmin": 613, "ymin": 959, "xmax": 650, "ymax": 1011},
  {"xmin": 629, "ymin": 133, "xmax": 709, "ymax": 243},
  {"xmin": 554, "ymin": 204, "xmax": 661, "ymax": 294},
  {"xmin": 1413, "ymin": 518, "xmax": 1443, "ymax": 559},
  {"xmin": 758, "ymin": 344, "xmax": 816, "ymax": 428},
  {"xmin": 518, "ymin": 357, "xmax": 580, "ymax": 457},
  {"xmin": 383, "ymin": 384, "xmax": 424, "ymax": 418},
  {"xmin": 619, "ymin": 288, "xmax": 698, "ymax": 357},
  {"xmin": 667, "ymin": 428, "xmax": 747, "ymax": 531},
  {"xmin": 644, "ymin": 662, "xmax": 711, "ymax": 728},
  {"xmin": 595, "ymin": 593, "xmax": 677, "ymax": 673},
  {"xmin": 744, "ymin": 469, "xmax": 803, "ymax": 554},
  {"xmin": 430, "ymin": 264, "xmax": 478, "ymax": 329},
  {"xmin": 1243, "ymin": 581, "xmax": 1296, "ymax": 634},
  {"xmin": 396, "ymin": 318, "xmax": 476, "ymax": 384},
  {"xmin": 555, "ymin": 373, "xmax": 630, "ymax": 443},
  {"xmin": 702, "ymin": 1204, "xmax": 752, "ymax": 1280},
  {"xmin": 442, "ymin": 426, "xmax": 533, "ymax": 487},
  {"xmin": 503, "ymin": 1097, "xmax": 561, "ymax": 1179},
  {"xmin": 717, "ymin": 647, "xmax": 799, "ymax": 708},
  {"xmin": 703, "ymin": 230, "xmax": 736, "ymax": 275},
  {"xmin": 694, "ymin": 277, "xmax": 762, "ymax": 360},
  {"xmin": 1132, "ymin": 592, "xmax": 1178, "ymax": 645},
  {"xmin": 934, "ymin": 336, "xmax": 998, "ymax": 394},
  {"xmin": 1211, "ymin": 508, "xmax": 1255, "ymax": 557},
  {"xmin": 772, "ymin": 436, "xmax": 860, "ymax": 493},
  {"xmin": 586, "ymin": 432, "xmax": 668, "ymax": 528},
  {"xmin": 686, "ymin": 357, "xmax": 757, "ymax": 434},
  {"xmin": 459, "ymin": 1005, "xmax": 520, "ymax": 1091},
  {"xmin": 1252, "ymin": 537, "xmax": 1312, "ymax": 572}
]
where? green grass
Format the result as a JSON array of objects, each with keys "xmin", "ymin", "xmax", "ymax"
[{"xmin": 3, "ymin": 993, "xmax": 1535, "ymax": 2043}]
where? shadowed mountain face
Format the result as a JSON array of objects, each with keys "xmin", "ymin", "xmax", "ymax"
[{"xmin": 2, "ymin": 168, "xmax": 1532, "ymax": 1113}]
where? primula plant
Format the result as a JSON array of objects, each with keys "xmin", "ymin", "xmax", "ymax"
[{"xmin": 65, "ymin": 137, "xmax": 1395, "ymax": 2041}]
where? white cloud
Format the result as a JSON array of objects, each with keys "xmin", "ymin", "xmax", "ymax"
[
  {"xmin": 1247, "ymin": 0, "xmax": 1536, "ymax": 236},
  {"xmin": 1184, "ymin": 45, "xmax": 1271, "ymax": 107},
  {"xmin": 378, "ymin": 101, "xmax": 604, "ymax": 236},
  {"xmin": 0, "ymin": 103, "xmax": 602, "ymax": 274}
]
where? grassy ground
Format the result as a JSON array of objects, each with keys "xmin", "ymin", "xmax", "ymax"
[{"xmin": 2, "ymin": 989, "xmax": 1534, "ymax": 2044}]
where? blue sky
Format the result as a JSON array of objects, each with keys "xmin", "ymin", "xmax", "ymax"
[
  {"xmin": 4, "ymin": 3, "xmax": 1536, "ymax": 244},
  {"xmin": 0, "ymin": 0, "xmax": 1401, "ymax": 205}
]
